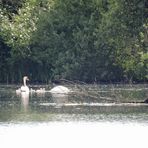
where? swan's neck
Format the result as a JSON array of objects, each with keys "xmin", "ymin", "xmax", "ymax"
[{"xmin": 23, "ymin": 79, "xmax": 27, "ymax": 86}]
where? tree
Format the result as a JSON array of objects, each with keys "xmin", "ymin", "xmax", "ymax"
[
  {"xmin": 107, "ymin": 0, "xmax": 147, "ymax": 81},
  {"xmin": 0, "ymin": 0, "xmax": 53, "ymax": 82},
  {"xmin": 0, "ymin": 0, "xmax": 147, "ymax": 83}
]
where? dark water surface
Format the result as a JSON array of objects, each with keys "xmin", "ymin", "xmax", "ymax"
[
  {"xmin": 0, "ymin": 84, "xmax": 148, "ymax": 123},
  {"xmin": 0, "ymin": 84, "xmax": 148, "ymax": 148}
]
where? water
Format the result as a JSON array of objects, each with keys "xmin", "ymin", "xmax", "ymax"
[{"xmin": 0, "ymin": 84, "xmax": 148, "ymax": 148}]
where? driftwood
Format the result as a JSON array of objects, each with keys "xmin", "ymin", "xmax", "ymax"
[
  {"xmin": 51, "ymin": 79, "xmax": 148, "ymax": 104},
  {"xmin": 120, "ymin": 98, "xmax": 148, "ymax": 104},
  {"xmin": 128, "ymin": 98, "xmax": 148, "ymax": 104}
]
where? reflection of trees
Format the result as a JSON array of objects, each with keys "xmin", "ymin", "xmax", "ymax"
[{"xmin": 115, "ymin": 89, "xmax": 147, "ymax": 102}]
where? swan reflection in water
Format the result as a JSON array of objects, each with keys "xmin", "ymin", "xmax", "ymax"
[
  {"xmin": 51, "ymin": 93, "xmax": 69, "ymax": 106},
  {"xmin": 49, "ymin": 85, "xmax": 70, "ymax": 106},
  {"xmin": 15, "ymin": 76, "xmax": 30, "ymax": 111},
  {"xmin": 16, "ymin": 76, "xmax": 71, "ymax": 108},
  {"xmin": 21, "ymin": 92, "xmax": 29, "ymax": 111},
  {"xmin": 16, "ymin": 91, "xmax": 29, "ymax": 112}
]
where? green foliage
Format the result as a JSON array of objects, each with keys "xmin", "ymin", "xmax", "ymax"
[
  {"xmin": 0, "ymin": 0, "xmax": 25, "ymax": 14},
  {"xmin": 109, "ymin": 0, "xmax": 148, "ymax": 81},
  {"xmin": 1, "ymin": 0, "xmax": 39, "ymax": 56},
  {"xmin": 31, "ymin": 0, "xmax": 123, "ymax": 82},
  {"xmin": 0, "ymin": 0, "xmax": 53, "ymax": 82},
  {"xmin": 0, "ymin": 0, "xmax": 147, "ymax": 83}
]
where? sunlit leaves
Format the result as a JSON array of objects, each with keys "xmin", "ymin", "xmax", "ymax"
[{"xmin": 1, "ymin": 1, "xmax": 38, "ymax": 48}]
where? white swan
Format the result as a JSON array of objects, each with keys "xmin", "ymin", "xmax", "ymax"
[
  {"xmin": 49, "ymin": 85, "xmax": 70, "ymax": 94},
  {"xmin": 16, "ymin": 76, "xmax": 29, "ymax": 93}
]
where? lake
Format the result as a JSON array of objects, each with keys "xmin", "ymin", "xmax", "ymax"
[{"xmin": 0, "ymin": 84, "xmax": 148, "ymax": 148}]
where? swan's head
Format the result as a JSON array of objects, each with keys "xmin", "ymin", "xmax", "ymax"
[{"xmin": 23, "ymin": 76, "xmax": 29, "ymax": 81}]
